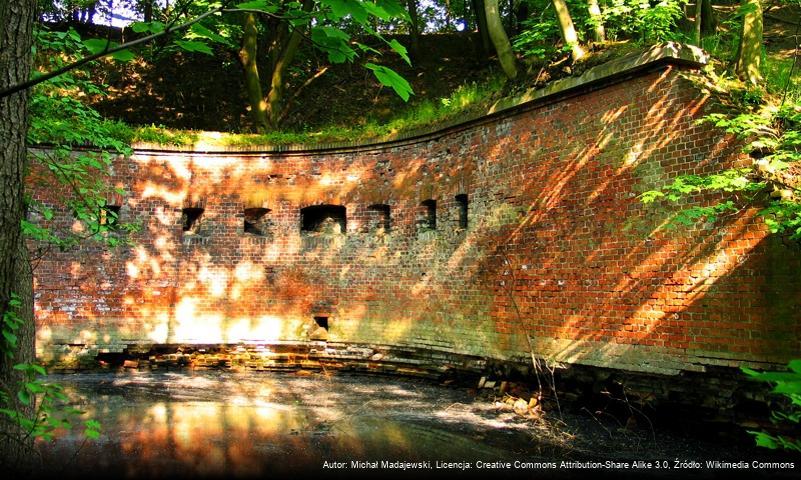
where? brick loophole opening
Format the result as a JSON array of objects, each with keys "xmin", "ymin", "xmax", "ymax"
[
  {"xmin": 455, "ymin": 194, "xmax": 468, "ymax": 229},
  {"xmin": 301, "ymin": 205, "xmax": 346, "ymax": 234},
  {"xmin": 182, "ymin": 207, "xmax": 204, "ymax": 234},
  {"xmin": 367, "ymin": 204, "xmax": 391, "ymax": 233},
  {"xmin": 244, "ymin": 207, "xmax": 271, "ymax": 236},
  {"xmin": 419, "ymin": 199, "xmax": 436, "ymax": 231},
  {"xmin": 100, "ymin": 205, "xmax": 121, "ymax": 230},
  {"xmin": 314, "ymin": 316, "xmax": 329, "ymax": 330}
]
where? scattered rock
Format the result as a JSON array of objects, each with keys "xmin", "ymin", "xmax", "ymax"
[
  {"xmin": 483, "ymin": 380, "xmax": 496, "ymax": 389},
  {"xmin": 478, "ymin": 376, "xmax": 486, "ymax": 389},
  {"xmin": 370, "ymin": 353, "xmax": 384, "ymax": 361},
  {"xmin": 123, "ymin": 359, "xmax": 138, "ymax": 369},
  {"xmin": 513, "ymin": 398, "xmax": 529, "ymax": 416}
]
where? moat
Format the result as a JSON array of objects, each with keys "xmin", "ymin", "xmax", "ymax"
[{"xmin": 34, "ymin": 371, "xmax": 797, "ymax": 478}]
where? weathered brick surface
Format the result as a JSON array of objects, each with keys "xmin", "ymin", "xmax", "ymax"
[{"xmin": 30, "ymin": 63, "xmax": 801, "ymax": 374}]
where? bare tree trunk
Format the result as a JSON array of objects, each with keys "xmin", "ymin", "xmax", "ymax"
[
  {"xmin": 472, "ymin": 0, "xmax": 492, "ymax": 56},
  {"xmin": 144, "ymin": 0, "xmax": 153, "ymax": 22},
  {"xmin": 0, "ymin": 0, "xmax": 37, "ymax": 470},
  {"xmin": 694, "ymin": 0, "xmax": 703, "ymax": 45},
  {"xmin": 588, "ymin": 0, "xmax": 605, "ymax": 42},
  {"xmin": 406, "ymin": 0, "xmax": 421, "ymax": 59},
  {"xmin": 514, "ymin": 0, "xmax": 529, "ymax": 36},
  {"xmin": 239, "ymin": 13, "xmax": 269, "ymax": 130},
  {"xmin": 264, "ymin": 19, "xmax": 304, "ymax": 127},
  {"xmin": 701, "ymin": 0, "xmax": 716, "ymax": 35},
  {"xmin": 552, "ymin": 0, "xmax": 585, "ymax": 61},
  {"xmin": 484, "ymin": 0, "xmax": 518, "ymax": 79},
  {"xmin": 735, "ymin": 0, "xmax": 763, "ymax": 85}
]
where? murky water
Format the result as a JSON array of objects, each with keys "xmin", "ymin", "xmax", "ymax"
[{"xmin": 36, "ymin": 371, "xmax": 555, "ymax": 477}]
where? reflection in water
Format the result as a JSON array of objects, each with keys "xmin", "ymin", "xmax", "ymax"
[{"xmin": 37, "ymin": 371, "xmax": 540, "ymax": 477}]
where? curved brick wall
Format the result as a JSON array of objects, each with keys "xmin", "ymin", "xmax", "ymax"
[{"xmin": 31, "ymin": 45, "xmax": 801, "ymax": 375}]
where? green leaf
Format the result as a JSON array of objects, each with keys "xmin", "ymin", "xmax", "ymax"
[
  {"xmin": 174, "ymin": 40, "xmax": 214, "ymax": 55},
  {"xmin": 190, "ymin": 23, "xmax": 230, "ymax": 45},
  {"xmin": 24, "ymin": 382, "xmax": 44, "ymax": 394},
  {"xmin": 751, "ymin": 431, "xmax": 778, "ymax": 449},
  {"xmin": 362, "ymin": 1, "xmax": 391, "ymax": 20},
  {"xmin": 236, "ymin": 0, "xmax": 279, "ymax": 12},
  {"xmin": 2, "ymin": 330, "xmax": 17, "ymax": 348},
  {"xmin": 376, "ymin": 0, "xmax": 409, "ymax": 20},
  {"xmin": 110, "ymin": 49, "xmax": 136, "ymax": 62},
  {"xmin": 130, "ymin": 21, "xmax": 164, "ymax": 34},
  {"xmin": 365, "ymin": 63, "xmax": 413, "ymax": 101},
  {"xmin": 388, "ymin": 39, "xmax": 410, "ymax": 66},
  {"xmin": 83, "ymin": 38, "xmax": 112, "ymax": 55},
  {"xmin": 17, "ymin": 390, "xmax": 30, "ymax": 406}
]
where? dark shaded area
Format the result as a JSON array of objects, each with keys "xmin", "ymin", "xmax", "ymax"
[
  {"xmin": 181, "ymin": 207, "xmax": 203, "ymax": 233},
  {"xmin": 419, "ymin": 199, "xmax": 437, "ymax": 231},
  {"xmin": 244, "ymin": 207, "xmax": 271, "ymax": 236},
  {"xmin": 456, "ymin": 194, "xmax": 468, "ymax": 229},
  {"xmin": 367, "ymin": 204, "xmax": 391, "ymax": 232},
  {"xmin": 301, "ymin": 205, "xmax": 346, "ymax": 233},
  {"xmin": 32, "ymin": 371, "xmax": 801, "ymax": 479},
  {"xmin": 83, "ymin": 33, "xmax": 492, "ymax": 132}
]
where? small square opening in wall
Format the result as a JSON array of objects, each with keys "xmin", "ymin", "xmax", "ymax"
[
  {"xmin": 455, "ymin": 194, "xmax": 468, "ymax": 229},
  {"xmin": 367, "ymin": 204, "xmax": 391, "ymax": 233},
  {"xmin": 301, "ymin": 205, "xmax": 346, "ymax": 234},
  {"xmin": 418, "ymin": 199, "xmax": 436, "ymax": 231},
  {"xmin": 244, "ymin": 207, "xmax": 271, "ymax": 236},
  {"xmin": 182, "ymin": 207, "xmax": 204, "ymax": 234},
  {"xmin": 99, "ymin": 205, "xmax": 121, "ymax": 231},
  {"xmin": 313, "ymin": 316, "xmax": 329, "ymax": 330}
]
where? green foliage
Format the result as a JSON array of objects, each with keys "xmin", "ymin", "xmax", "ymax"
[
  {"xmin": 0, "ymin": 294, "xmax": 100, "ymax": 446},
  {"xmin": 642, "ymin": 100, "xmax": 801, "ymax": 237},
  {"xmin": 603, "ymin": 0, "xmax": 687, "ymax": 43},
  {"xmin": 742, "ymin": 360, "xmax": 801, "ymax": 453},
  {"xmin": 365, "ymin": 63, "xmax": 414, "ymax": 100},
  {"xmin": 27, "ymin": 27, "xmax": 140, "ymax": 251},
  {"xmin": 513, "ymin": 0, "xmax": 687, "ymax": 61}
]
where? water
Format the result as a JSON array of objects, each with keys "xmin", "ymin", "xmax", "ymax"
[{"xmin": 35, "ymin": 371, "xmax": 552, "ymax": 477}]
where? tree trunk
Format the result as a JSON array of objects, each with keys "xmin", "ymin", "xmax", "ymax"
[
  {"xmin": 144, "ymin": 1, "xmax": 153, "ymax": 22},
  {"xmin": 472, "ymin": 0, "xmax": 492, "ymax": 56},
  {"xmin": 484, "ymin": 0, "xmax": 518, "ymax": 79},
  {"xmin": 693, "ymin": 0, "xmax": 703, "ymax": 45},
  {"xmin": 587, "ymin": 0, "xmax": 605, "ymax": 42},
  {"xmin": 514, "ymin": 0, "xmax": 529, "ymax": 37},
  {"xmin": 406, "ymin": 0, "xmax": 421, "ymax": 59},
  {"xmin": 239, "ymin": 13, "xmax": 269, "ymax": 130},
  {"xmin": 0, "ymin": 0, "xmax": 37, "ymax": 470},
  {"xmin": 701, "ymin": 0, "xmax": 716, "ymax": 35},
  {"xmin": 734, "ymin": 0, "xmax": 762, "ymax": 86},
  {"xmin": 264, "ymin": 19, "xmax": 305, "ymax": 127},
  {"xmin": 552, "ymin": 0, "xmax": 585, "ymax": 61}
]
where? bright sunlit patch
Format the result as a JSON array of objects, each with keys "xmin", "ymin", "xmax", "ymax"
[
  {"xmin": 234, "ymin": 261, "xmax": 264, "ymax": 283},
  {"xmin": 198, "ymin": 266, "xmax": 229, "ymax": 298},
  {"xmin": 148, "ymin": 314, "xmax": 170, "ymax": 343},
  {"xmin": 140, "ymin": 181, "xmax": 185, "ymax": 204}
]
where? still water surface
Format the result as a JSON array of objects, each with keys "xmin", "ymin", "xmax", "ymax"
[{"xmin": 37, "ymin": 371, "xmax": 549, "ymax": 477}]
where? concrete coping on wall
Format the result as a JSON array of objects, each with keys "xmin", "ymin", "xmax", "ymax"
[{"xmin": 131, "ymin": 42, "xmax": 707, "ymax": 155}]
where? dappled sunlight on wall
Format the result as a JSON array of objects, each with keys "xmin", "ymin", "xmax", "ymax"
[{"xmin": 29, "ymin": 62, "xmax": 801, "ymax": 374}]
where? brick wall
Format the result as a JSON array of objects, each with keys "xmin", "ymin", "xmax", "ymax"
[{"xmin": 30, "ymin": 59, "xmax": 801, "ymax": 375}]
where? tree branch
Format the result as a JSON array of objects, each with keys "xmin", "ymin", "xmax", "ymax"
[{"xmin": 0, "ymin": 1, "xmax": 232, "ymax": 99}]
